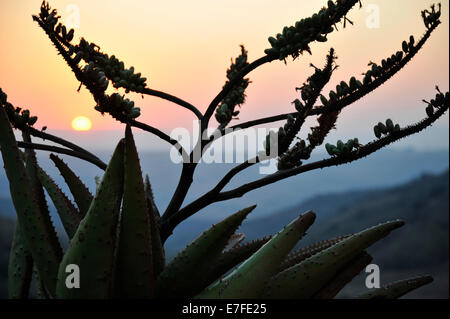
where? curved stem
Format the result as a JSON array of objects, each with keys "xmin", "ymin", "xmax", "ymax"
[
  {"xmin": 27, "ymin": 126, "xmax": 102, "ymax": 162},
  {"xmin": 17, "ymin": 141, "xmax": 107, "ymax": 170},
  {"xmin": 129, "ymin": 119, "xmax": 188, "ymax": 158},
  {"xmin": 141, "ymin": 88, "xmax": 203, "ymax": 120},
  {"xmin": 160, "ymin": 55, "xmax": 275, "ymax": 224}
]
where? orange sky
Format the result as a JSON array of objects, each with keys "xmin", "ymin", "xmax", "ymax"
[{"xmin": 0, "ymin": 0, "xmax": 448, "ymax": 143}]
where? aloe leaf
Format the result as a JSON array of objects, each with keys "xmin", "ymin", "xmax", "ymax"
[
  {"xmin": 55, "ymin": 139, "xmax": 125, "ymax": 299},
  {"xmin": 115, "ymin": 126, "xmax": 154, "ymax": 298},
  {"xmin": 312, "ymin": 251, "xmax": 373, "ymax": 299},
  {"xmin": 50, "ymin": 154, "xmax": 93, "ymax": 216},
  {"xmin": 202, "ymin": 236, "xmax": 272, "ymax": 290},
  {"xmin": 278, "ymin": 234, "xmax": 351, "ymax": 273},
  {"xmin": 37, "ymin": 166, "xmax": 81, "ymax": 239},
  {"xmin": 145, "ymin": 174, "xmax": 160, "ymax": 219},
  {"xmin": 263, "ymin": 220, "xmax": 405, "ymax": 299},
  {"xmin": 357, "ymin": 275, "xmax": 433, "ymax": 299},
  {"xmin": 145, "ymin": 175, "xmax": 165, "ymax": 279},
  {"xmin": 0, "ymin": 107, "xmax": 62, "ymax": 297},
  {"xmin": 22, "ymin": 132, "xmax": 63, "ymax": 270},
  {"xmin": 224, "ymin": 233, "xmax": 246, "ymax": 251},
  {"xmin": 22, "ymin": 133, "xmax": 62, "ymax": 257},
  {"xmin": 196, "ymin": 211, "xmax": 316, "ymax": 299},
  {"xmin": 157, "ymin": 205, "xmax": 256, "ymax": 298},
  {"xmin": 33, "ymin": 266, "xmax": 50, "ymax": 299},
  {"xmin": 8, "ymin": 222, "xmax": 33, "ymax": 299}
]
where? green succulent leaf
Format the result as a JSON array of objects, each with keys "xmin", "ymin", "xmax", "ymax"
[
  {"xmin": 37, "ymin": 165, "xmax": 81, "ymax": 239},
  {"xmin": 145, "ymin": 174, "xmax": 160, "ymax": 219},
  {"xmin": 33, "ymin": 266, "xmax": 49, "ymax": 299},
  {"xmin": 56, "ymin": 139, "xmax": 125, "ymax": 299},
  {"xmin": 196, "ymin": 211, "xmax": 316, "ymax": 299},
  {"xmin": 144, "ymin": 175, "xmax": 165, "ymax": 279},
  {"xmin": 312, "ymin": 251, "xmax": 373, "ymax": 299},
  {"xmin": 263, "ymin": 220, "xmax": 405, "ymax": 298},
  {"xmin": 115, "ymin": 126, "xmax": 155, "ymax": 298},
  {"xmin": 357, "ymin": 275, "xmax": 433, "ymax": 299},
  {"xmin": 8, "ymin": 222, "xmax": 33, "ymax": 299},
  {"xmin": 202, "ymin": 236, "xmax": 272, "ymax": 291},
  {"xmin": 278, "ymin": 234, "xmax": 351, "ymax": 273},
  {"xmin": 0, "ymin": 107, "xmax": 62, "ymax": 297},
  {"xmin": 22, "ymin": 132, "xmax": 63, "ymax": 266},
  {"xmin": 157, "ymin": 205, "xmax": 256, "ymax": 298},
  {"xmin": 50, "ymin": 154, "xmax": 93, "ymax": 217}
]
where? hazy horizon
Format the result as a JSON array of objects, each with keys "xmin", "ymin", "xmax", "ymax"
[{"xmin": 14, "ymin": 123, "xmax": 449, "ymax": 152}]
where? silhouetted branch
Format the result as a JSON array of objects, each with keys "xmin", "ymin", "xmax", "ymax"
[
  {"xmin": 141, "ymin": 88, "xmax": 203, "ymax": 120},
  {"xmin": 17, "ymin": 141, "xmax": 107, "ymax": 170},
  {"xmin": 128, "ymin": 119, "xmax": 187, "ymax": 158},
  {"xmin": 202, "ymin": 0, "xmax": 361, "ymax": 127},
  {"xmin": 33, "ymin": 15, "xmax": 188, "ymax": 157},
  {"xmin": 160, "ymin": 96, "xmax": 448, "ymax": 240},
  {"xmin": 27, "ymin": 126, "xmax": 103, "ymax": 161},
  {"xmin": 216, "ymin": 102, "xmax": 448, "ymax": 202},
  {"xmin": 225, "ymin": 20, "xmax": 440, "ymax": 134}
]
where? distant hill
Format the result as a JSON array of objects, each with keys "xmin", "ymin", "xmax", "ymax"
[
  {"xmin": 239, "ymin": 170, "xmax": 449, "ymax": 298},
  {"xmin": 166, "ymin": 170, "xmax": 449, "ymax": 298}
]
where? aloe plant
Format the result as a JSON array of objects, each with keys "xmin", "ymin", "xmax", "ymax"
[{"xmin": 0, "ymin": 1, "xmax": 448, "ymax": 299}]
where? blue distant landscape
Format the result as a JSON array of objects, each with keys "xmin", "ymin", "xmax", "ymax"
[
  {"xmin": 0, "ymin": 147, "xmax": 449, "ymax": 298},
  {"xmin": 1, "ymin": 147, "xmax": 448, "ymax": 218}
]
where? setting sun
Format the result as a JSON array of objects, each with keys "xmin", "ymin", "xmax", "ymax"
[{"xmin": 71, "ymin": 116, "xmax": 92, "ymax": 131}]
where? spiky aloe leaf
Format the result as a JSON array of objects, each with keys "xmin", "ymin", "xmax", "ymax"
[
  {"xmin": 263, "ymin": 220, "xmax": 405, "ymax": 299},
  {"xmin": 157, "ymin": 205, "xmax": 256, "ymax": 298},
  {"xmin": 145, "ymin": 174, "xmax": 160, "ymax": 219},
  {"xmin": 278, "ymin": 234, "xmax": 351, "ymax": 273},
  {"xmin": 8, "ymin": 223, "xmax": 33, "ymax": 299},
  {"xmin": 22, "ymin": 132, "xmax": 62, "ymax": 259},
  {"xmin": 358, "ymin": 275, "xmax": 433, "ymax": 299},
  {"xmin": 115, "ymin": 126, "xmax": 154, "ymax": 298},
  {"xmin": 37, "ymin": 166, "xmax": 81, "ymax": 239},
  {"xmin": 22, "ymin": 142, "xmax": 64, "ymax": 299},
  {"xmin": 50, "ymin": 154, "xmax": 93, "ymax": 216},
  {"xmin": 33, "ymin": 266, "xmax": 50, "ymax": 299},
  {"xmin": 196, "ymin": 211, "xmax": 316, "ymax": 299},
  {"xmin": 56, "ymin": 140, "xmax": 125, "ymax": 299},
  {"xmin": 145, "ymin": 174, "xmax": 165, "ymax": 279},
  {"xmin": 23, "ymin": 132, "xmax": 64, "ymax": 301},
  {"xmin": 312, "ymin": 251, "xmax": 373, "ymax": 299},
  {"xmin": 0, "ymin": 107, "xmax": 62, "ymax": 297},
  {"xmin": 201, "ymin": 236, "xmax": 272, "ymax": 290},
  {"xmin": 224, "ymin": 233, "xmax": 246, "ymax": 251},
  {"xmin": 18, "ymin": 147, "xmax": 58, "ymax": 300}
]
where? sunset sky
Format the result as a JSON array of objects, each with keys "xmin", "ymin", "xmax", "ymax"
[{"xmin": 0, "ymin": 0, "xmax": 448, "ymax": 150}]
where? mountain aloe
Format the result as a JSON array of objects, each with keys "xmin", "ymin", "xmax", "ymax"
[{"xmin": 0, "ymin": 1, "xmax": 448, "ymax": 299}]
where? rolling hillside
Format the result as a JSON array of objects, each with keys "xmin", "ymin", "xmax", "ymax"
[{"xmin": 167, "ymin": 170, "xmax": 449, "ymax": 298}]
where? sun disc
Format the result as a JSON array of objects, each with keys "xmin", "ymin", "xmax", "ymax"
[{"xmin": 72, "ymin": 116, "xmax": 92, "ymax": 131}]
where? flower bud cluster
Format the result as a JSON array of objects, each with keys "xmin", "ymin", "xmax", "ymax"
[
  {"xmin": 215, "ymin": 46, "xmax": 250, "ymax": 126},
  {"xmin": 0, "ymin": 89, "xmax": 38, "ymax": 128},
  {"xmin": 264, "ymin": 0, "xmax": 359, "ymax": 60}
]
